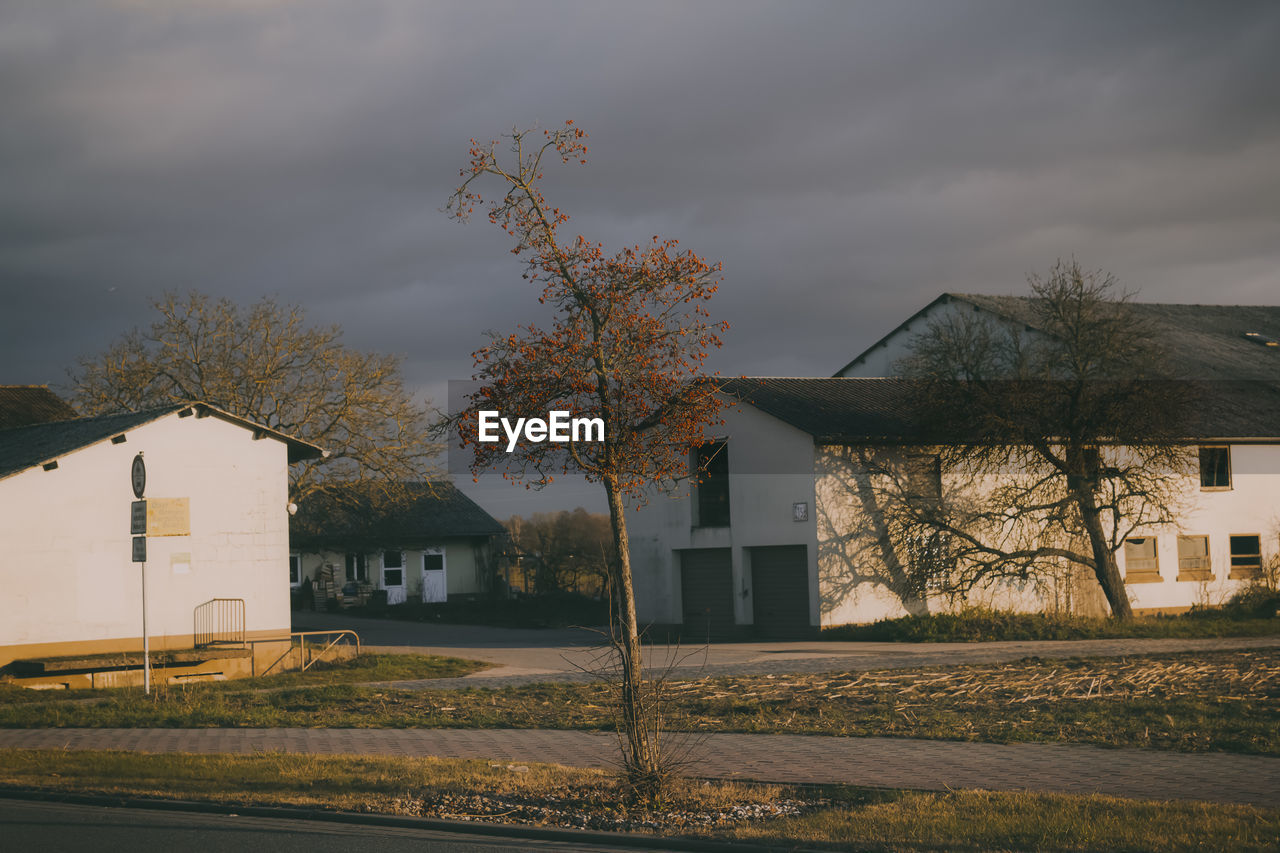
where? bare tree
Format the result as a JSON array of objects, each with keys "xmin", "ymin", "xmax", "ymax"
[
  {"xmin": 505, "ymin": 508, "xmax": 615, "ymax": 597},
  {"xmin": 72, "ymin": 291, "xmax": 441, "ymax": 503},
  {"xmin": 896, "ymin": 260, "xmax": 1196, "ymax": 619}
]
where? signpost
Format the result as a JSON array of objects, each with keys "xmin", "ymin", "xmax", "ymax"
[{"xmin": 130, "ymin": 453, "xmax": 151, "ymax": 695}]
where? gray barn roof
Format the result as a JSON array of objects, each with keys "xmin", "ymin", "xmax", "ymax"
[
  {"xmin": 0, "ymin": 403, "xmax": 323, "ymax": 481},
  {"xmin": 722, "ymin": 377, "xmax": 1280, "ymax": 444},
  {"xmin": 290, "ymin": 481, "xmax": 505, "ymax": 551},
  {"xmin": 838, "ymin": 294, "xmax": 1280, "ymax": 380}
]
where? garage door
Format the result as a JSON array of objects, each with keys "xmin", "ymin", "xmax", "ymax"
[
  {"xmin": 679, "ymin": 548, "xmax": 735, "ymax": 642},
  {"xmin": 750, "ymin": 545, "xmax": 811, "ymax": 638}
]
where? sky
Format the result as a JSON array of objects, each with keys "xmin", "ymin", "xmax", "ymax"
[{"xmin": 3, "ymin": 1, "xmax": 1279, "ymax": 517}]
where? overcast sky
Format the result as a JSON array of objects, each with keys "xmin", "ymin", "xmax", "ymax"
[{"xmin": 3, "ymin": 1, "xmax": 1279, "ymax": 516}]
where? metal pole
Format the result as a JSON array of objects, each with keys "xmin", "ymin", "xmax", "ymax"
[{"xmin": 142, "ymin": 560, "xmax": 151, "ymax": 694}]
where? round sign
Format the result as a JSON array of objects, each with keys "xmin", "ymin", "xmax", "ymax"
[{"xmin": 131, "ymin": 453, "xmax": 146, "ymax": 499}]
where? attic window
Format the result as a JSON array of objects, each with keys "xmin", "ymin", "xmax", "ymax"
[
  {"xmin": 111, "ymin": 434, "xmax": 127, "ymax": 444},
  {"xmin": 42, "ymin": 460, "xmax": 58, "ymax": 471},
  {"xmin": 1244, "ymin": 332, "xmax": 1279, "ymax": 347}
]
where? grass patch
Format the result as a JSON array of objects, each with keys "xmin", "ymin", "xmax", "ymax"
[
  {"xmin": 2, "ymin": 649, "xmax": 1276, "ymax": 756},
  {"xmin": 0, "ymin": 653, "xmax": 487, "ymax": 706},
  {"xmin": 2, "ymin": 750, "xmax": 1278, "ymax": 851},
  {"xmin": 822, "ymin": 607, "xmax": 1280, "ymax": 642},
  {"xmin": 728, "ymin": 787, "xmax": 1280, "ymax": 852},
  {"xmin": 253, "ymin": 652, "xmax": 489, "ymax": 687}
]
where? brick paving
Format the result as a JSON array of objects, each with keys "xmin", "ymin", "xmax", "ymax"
[{"xmin": 3, "ymin": 727, "xmax": 1277, "ymax": 808}]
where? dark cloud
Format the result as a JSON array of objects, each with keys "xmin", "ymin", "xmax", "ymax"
[{"xmin": 3, "ymin": 1, "xmax": 1279, "ymax": 512}]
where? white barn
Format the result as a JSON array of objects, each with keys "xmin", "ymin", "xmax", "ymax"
[
  {"xmin": 628, "ymin": 295, "xmax": 1280, "ymax": 637},
  {"xmin": 627, "ymin": 378, "xmax": 1280, "ymax": 637},
  {"xmin": 0, "ymin": 403, "xmax": 321, "ymax": 683}
]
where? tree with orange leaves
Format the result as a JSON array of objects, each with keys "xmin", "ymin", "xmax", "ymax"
[{"xmin": 446, "ymin": 122, "xmax": 727, "ymax": 794}]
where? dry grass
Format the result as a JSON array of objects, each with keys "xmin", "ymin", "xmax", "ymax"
[
  {"xmin": 2, "ymin": 649, "xmax": 1276, "ymax": 755},
  {"xmin": 726, "ymin": 788, "xmax": 1280, "ymax": 852},
  {"xmin": 0, "ymin": 749, "xmax": 802, "ymax": 833},
  {"xmin": 2, "ymin": 750, "xmax": 1277, "ymax": 850}
]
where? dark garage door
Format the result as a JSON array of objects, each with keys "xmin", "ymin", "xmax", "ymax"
[
  {"xmin": 750, "ymin": 545, "xmax": 811, "ymax": 638},
  {"xmin": 679, "ymin": 548, "xmax": 735, "ymax": 641}
]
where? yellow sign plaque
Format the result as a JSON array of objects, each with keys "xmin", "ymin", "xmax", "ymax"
[{"xmin": 146, "ymin": 498, "xmax": 190, "ymax": 537}]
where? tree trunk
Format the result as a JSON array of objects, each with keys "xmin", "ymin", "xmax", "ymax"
[
  {"xmin": 603, "ymin": 476, "xmax": 659, "ymax": 784},
  {"xmin": 1073, "ymin": 488, "xmax": 1133, "ymax": 620}
]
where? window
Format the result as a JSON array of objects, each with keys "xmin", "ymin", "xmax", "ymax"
[
  {"xmin": 693, "ymin": 441, "xmax": 730, "ymax": 527},
  {"xmin": 905, "ymin": 453, "xmax": 943, "ymax": 505},
  {"xmin": 1123, "ymin": 537, "xmax": 1161, "ymax": 583},
  {"xmin": 1176, "ymin": 535, "xmax": 1212, "ymax": 582},
  {"xmin": 1199, "ymin": 446, "xmax": 1231, "ymax": 490},
  {"xmin": 288, "ymin": 553, "xmax": 301, "ymax": 586},
  {"xmin": 383, "ymin": 550, "xmax": 404, "ymax": 587},
  {"xmin": 1229, "ymin": 534, "xmax": 1262, "ymax": 580},
  {"xmin": 344, "ymin": 552, "xmax": 368, "ymax": 583}
]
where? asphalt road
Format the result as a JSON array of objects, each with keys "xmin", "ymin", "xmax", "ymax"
[{"xmin": 0, "ymin": 798, "xmax": 682, "ymax": 853}]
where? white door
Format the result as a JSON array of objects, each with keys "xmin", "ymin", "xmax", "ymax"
[
  {"xmin": 421, "ymin": 550, "xmax": 447, "ymax": 603},
  {"xmin": 382, "ymin": 550, "xmax": 406, "ymax": 605}
]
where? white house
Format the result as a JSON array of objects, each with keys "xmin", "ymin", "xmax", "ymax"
[
  {"xmin": 630, "ymin": 296, "xmax": 1280, "ymax": 635},
  {"xmin": 627, "ymin": 376, "xmax": 1280, "ymax": 636},
  {"xmin": 0, "ymin": 403, "xmax": 321, "ymax": 682},
  {"xmin": 289, "ymin": 481, "xmax": 505, "ymax": 607}
]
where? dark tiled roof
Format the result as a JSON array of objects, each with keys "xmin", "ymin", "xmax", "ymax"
[
  {"xmin": 290, "ymin": 481, "xmax": 505, "ymax": 550},
  {"xmin": 723, "ymin": 378, "xmax": 1280, "ymax": 443},
  {"xmin": 0, "ymin": 386, "xmax": 78, "ymax": 429},
  {"xmin": 0, "ymin": 406, "xmax": 184, "ymax": 480},
  {"xmin": 841, "ymin": 293, "xmax": 1280, "ymax": 380},
  {"xmin": 721, "ymin": 378, "xmax": 922, "ymax": 443},
  {"xmin": 0, "ymin": 402, "xmax": 323, "ymax": 481},
  {"xmin": 952, "ymin": 294, "xmax": 1280, "ymax": 379}
]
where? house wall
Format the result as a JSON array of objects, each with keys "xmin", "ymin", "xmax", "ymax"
[
  {"xmin": 0, "ymin": 413, "xmax": 293, "ymax": 667},
  {"xmin": 1118, "ymin": 443, "xmax": 1280, "ymax": 613},
  {"xmin": 632, "ymin": 395, "xmax": 1280, "ymax": 631},
  {"xmin": 816, "ymin": 441, "xmax": 1279, "ymax": 623},
  {"xmin": 627, "ymin": 400, "xmax": 819, "ymax": 631},
  {"xmin": 836, "ymin": 298, "xmax": 1051, "ymax": 378}
]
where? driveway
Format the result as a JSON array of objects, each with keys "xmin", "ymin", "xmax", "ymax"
[{"xmin": 291, "ymin": 610, "xmax": 1280, "ymax": 689}]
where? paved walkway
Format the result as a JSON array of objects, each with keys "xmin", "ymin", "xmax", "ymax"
[
  {"xmin": 294, "ymin": 611, "xmax": 1280, "ymax": 689},
  {"xmin": 4, "ymin": 728, "xmax": 1277, "ymax": 808},
  {"xmin": 387, "ymin": 636, "xmax": 1280, "ymax": 690}
]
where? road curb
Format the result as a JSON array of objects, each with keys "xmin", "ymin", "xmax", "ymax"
[{"xmin": 0, "ymin": 786, "xmax": 821, "ymax": 853}]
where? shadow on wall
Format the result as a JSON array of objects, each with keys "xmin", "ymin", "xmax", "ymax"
[
  {"xmin": 816, "ymin": 446, "xmax": 935, "ymax": 619},
  {"xmin": 814, "ymin": 446, "xmax": 1110, "ymax": 623}
]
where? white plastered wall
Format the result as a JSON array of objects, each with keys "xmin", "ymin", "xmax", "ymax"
[
  {"xmin": 627, "ymin": 399, "xmax": 818, "ymax": 629},
  {"xmin": 1119, "ymin": 444, "xmax": 1280, "ymax": 611},
  {"xmin": 0, "ymin": 412, "xmax": 292, "ymax": 661}
]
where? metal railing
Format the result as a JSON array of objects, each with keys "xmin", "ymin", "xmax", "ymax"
[
  {"xmin": 194, "ymin": 598, "xmax": 246, "ymax": 648},
  {"xmin": 256, "ymin": 629, "xmax": 361, "ymax": 678}
]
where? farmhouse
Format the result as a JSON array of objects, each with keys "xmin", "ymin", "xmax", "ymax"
[
  {"xmin": 628, "ymin": 296, "xmax": 1280, "ymax": 637},
  {"xmin": 628, "ymin": 378, "xmax": 1280, "ymax": 637},
  {"xmin": 289, "ymin": 481, "xmax": 505, "ymax": 606},
  {"xmin": 0, "ymin": 403, "xmax": 321, "ymax": 684}
]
